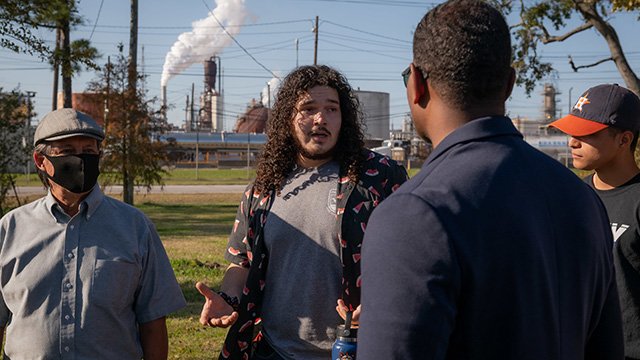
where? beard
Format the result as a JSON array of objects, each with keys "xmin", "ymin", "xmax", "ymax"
[
  {"xmin": 294, "ymin": 130, "xmax": 337, "ymax": 161},
  {"xmin": 298, "ymin": 146, "xmax": 336, "ymax": 161}
]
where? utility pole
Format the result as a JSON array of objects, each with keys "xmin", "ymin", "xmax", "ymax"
[
  {"xmin": 196, "ymin": 110, "xmax": 200, "ymax": 181},
  {"xmin": 185, "ymin": 95, "xmax": 189, "ymax": 129},
  {"xmin": 295, "ymin": 38, "xmax": 299, "ymax": 68},
  {"xmin": 568, "ymin": 87, "xmax": 573, "ymax": 114},
  {"xmin": 52, "ymin": 28, "xmax": 60, "ymax": 110},
  {"xmin": 140, "ymin": 45, "xmax": 145, "ymax": 94},
  {"xmin": 267, "ymin": 82, "xmax": 271, "ymax": 109},
  {"xmin": 190, "ymin": 83, "xmax": 195, "ymax": 131},
  {"xmin": 127, "ymin": 0, "xmax": 138, "ymax": 92},
  {"xmin": 25, "ymin": 91, "xmax": 36, "ymax": 182},
  {"xmin": 123, "ymin": 0, "xmax": 138, "ymax": 205},
  {"xmin": 104, "ymin": 56, "xmax": 111, "ymax": 130},
  {"xmin": 61, "ymin": 14, "xmax": 72, "ymax": 108},
  {"xmin": 313, "ymin": 16, "xmax": 319, "ymax": 65},
  {"xmin": 190, "ymin": 83, "xmax": 199, "ymax": 180}
]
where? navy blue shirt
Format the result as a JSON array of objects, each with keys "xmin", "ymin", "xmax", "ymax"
[{"xmin": 359, "ymin": 116, "xmax": 623, "ymax": 359}]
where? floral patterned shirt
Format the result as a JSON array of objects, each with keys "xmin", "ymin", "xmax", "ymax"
[{"xmin": 220, "ymin": 150, "xmax": 408, "ymax": 359}]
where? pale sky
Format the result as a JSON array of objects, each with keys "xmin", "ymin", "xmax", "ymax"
[{"xmin": 1, "ymin": 0, "xmax": 638, "ymax": 131}]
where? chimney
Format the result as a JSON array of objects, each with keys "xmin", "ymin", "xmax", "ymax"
[{"xmin": 204, "ymin": 57, "xmax": 217, "ymax": 94}]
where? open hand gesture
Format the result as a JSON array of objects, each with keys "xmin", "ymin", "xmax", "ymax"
[{"xmin": 196, "ymin": 282, "xmax": 239, "ymax": 328}]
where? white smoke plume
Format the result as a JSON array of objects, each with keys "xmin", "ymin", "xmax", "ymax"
[
  {"xmin": 161, "ymin": 0, "xmax": 248, "ymax": 87},
  {"xmin": 261, "ymin": 75, "xmax": 281, "ymax": 107}
]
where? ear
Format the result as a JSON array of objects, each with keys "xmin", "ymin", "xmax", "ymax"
[
  {"xmin": 33, "ymin": 151, "xmax": 47, "ymax": 171},
  {"xmin": 409, "ymin": 63, "xmax": 427, "ymax": 105},
  {"xmin": 504, "ymin": 67, "xmax": 516, "ymax": 101},
  {"xmin": 620, "ymin": 131, "xmax": 634, "ymax": 147}
]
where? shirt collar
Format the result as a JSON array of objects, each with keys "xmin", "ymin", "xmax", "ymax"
[
  {"xmin": 44, "ymin": 185, "xmax": 105, "ymax": 221},
  {"xmin": 82, "ymin": 185, "xmax": 105, "ymax": 219},
  {"xmin": 425, "ymin": 116, "xmax": 522, "ymax": 167}
]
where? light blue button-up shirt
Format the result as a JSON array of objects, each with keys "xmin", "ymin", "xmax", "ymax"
[{"xmin": 0, "ymin": 186, "xmax": 186, "ymax": 359}]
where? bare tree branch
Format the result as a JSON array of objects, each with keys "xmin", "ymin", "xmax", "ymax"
[
  {"xmin": 510, "ymin": 22, "xmax": 522, "ymax": 30},
  {"xmin": 539, "ymin": 24, "xmax": 550, "ymax": 39},
  {"xmin": 568, "ymin": 55, "xmax": 614, "ymax": 72},
  {"xmin": 542, "ymin": 23, "xmax": 593, "ymax": 44}
]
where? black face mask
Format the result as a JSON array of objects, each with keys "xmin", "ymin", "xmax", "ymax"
[{"xmin": 44, "ymin": 154, "xmax": 100, "ymax": 194}]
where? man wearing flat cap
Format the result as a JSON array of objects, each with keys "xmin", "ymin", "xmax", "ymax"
[
  {"xmin": 550, "ymin": 84, "xmax": 640, "ymax": 360},
  {"xmin": 0, "ymin": 108, "xmax": 186, "ymax": 359}
]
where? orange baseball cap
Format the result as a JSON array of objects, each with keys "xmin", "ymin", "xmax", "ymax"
[{"xmin": 549, "ymin": 84, "xmax": 640, "ymax": 137}]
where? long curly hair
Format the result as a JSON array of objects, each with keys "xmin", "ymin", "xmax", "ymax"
[{"xmin": 254, "ymin": 65, "xmax": 366, "ymax": 194}]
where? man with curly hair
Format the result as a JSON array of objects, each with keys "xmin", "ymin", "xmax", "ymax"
[
  {"xmin": 196, "ymin": 65, "xmax": 408, "ymax": 360},
  {"xmin": 358, "ymin": 0, "xmax": 624, "ymax": 358}
]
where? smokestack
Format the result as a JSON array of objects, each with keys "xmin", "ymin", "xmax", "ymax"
[
  {"xmin": 205, "ymin": 57, "xmax": 217, "ymax": 94},
  {"xmin": 160, "ymin": 0, "xmax": 248, "ymax": 88},
  {"xmin": 543, "ymin": 83, "xmax": 558, "ymax": 123},
  {"xmin": 160, "ymin": 85, "xmax": 167, "ymax": 121}
]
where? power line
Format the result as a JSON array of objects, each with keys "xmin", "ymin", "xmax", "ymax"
[
  {"xmin": 297, "ymin": 0, "xmax": 434, "ymax": 8},
  {"xmin": 321, "ymin": 38, "xmax": 408, "ymax": 61},
  {"xmin": 145, "ymin": 70, "xmax": 400, "ymax": 81},
  {"xmin": 0, "ymin": 67, "xmax": 50, "ymax": 71},
  {"xmin": 323, "ymin": 20, "xmax": 412, "ymax": 44},
  {"xmin": 76, "ymin": 29, "xmax": 313, "ymax": 37},
  {"xmin": 199, "ymin": 0, "xmax": 280, "ymax": 81},
  {"xmin": 322, "ymin": 31, "xmax": 410, "ymax": 49},
  {"xmin": 77, "ymin": 19, "xmax": 312, "ymax": 30},
  {"xmin": 89, "ymin": 0, "xmax": 105, "ymax": 40},
  {"xmin": 223, "ymin": 39, "xmax": 314, "ymax": 60}
]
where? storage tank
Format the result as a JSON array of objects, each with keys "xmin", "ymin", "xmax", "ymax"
[{"xmin": 354, "ymin": 90, "xmax": 389, "ymax": 140}]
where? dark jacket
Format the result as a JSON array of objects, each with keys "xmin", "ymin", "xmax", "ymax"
[{"xmin": 359, "ymin": 116, "xmax": 623, "ymax": 359}]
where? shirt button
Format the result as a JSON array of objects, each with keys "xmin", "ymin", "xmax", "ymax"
[
  {"xmin": 67, "ymin": 253, "xmax": 74, "ymax": 259},
  {"xmin": 65, "ymin": 282, "xmax": 73, "ymax": 290},
  {"xmin": 64, "ymin": 346, "xmax": 70, "ymax": 352},
  {"xmin": 70, "ymin": 225, "xmax": 75, "ymax": 230},
  {"xmin": 64, "ymin": 315, "xmax": 70, "ymax": 320}
]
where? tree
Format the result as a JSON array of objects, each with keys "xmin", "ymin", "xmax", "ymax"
[
  {"xmin": 39, "ymin": 0, "xmax": 99, "ymax": 108},
  {"xmin": 0, "ymin": 0, "xmax": 100, "ymax": 108},
  {"xmin": 0, "ymin": 89, "xmax": 31, "ymax": 216},
  {"xmin": 124, "ymin": 0, "xmax": 139, "ymax": 204},
  {"xmin": 0, "ymin": 0, "xmax": 50, "ymax": 57},
  {"xmin": 506, "ymin": 0, "xmax": 640, "ymax": 96},
  {"xmin": 86, "ymin": 45, "xmax": 170, "ymax": 205}
]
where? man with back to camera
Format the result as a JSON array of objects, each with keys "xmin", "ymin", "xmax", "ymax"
[
  {"xmin": 358, "ymin": 1, "xmax": 624, "ymax": 359},
  {"xmin": 0, "ymin": 108, "xmax": 186, "ymax": 359},
  {"xmin": 549, "ymin": 83, "xmax": 640, "ymax": 359},
  {"xmin": 195, "ymin": 65, "xmax": 408, "ymax": 360}
]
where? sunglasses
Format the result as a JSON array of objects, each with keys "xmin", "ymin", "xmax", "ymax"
[
  {"xmin": 402, "ymin": 66, "xmax": 411, "ymax": 87},
  {"xmin": 402, "ymin": 65, "xmax": 427, "ymax": 87}
]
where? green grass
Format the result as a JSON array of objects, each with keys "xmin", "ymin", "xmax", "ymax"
[
  {"xmin": 134, "ymin": 193, "xmax": 240, "ymax": 357},
  {"xmin": 5, "ymin": 164, "xmax": 589, "ymax": 357},
  {"xmin": 11, "ymin": 168, "xmax": 256, "ymax": 186},
  {"xmin": 10, "ymin": 173, "xmax": 41, "ymax": 186},
  {"xmin": 162, "ymin": 168, "xmax": 256, "ymax": 185}
]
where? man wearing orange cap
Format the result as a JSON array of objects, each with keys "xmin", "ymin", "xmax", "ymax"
[{"xmin": 550, "ymin": 83, "xmax": 640, "ymax": 360}]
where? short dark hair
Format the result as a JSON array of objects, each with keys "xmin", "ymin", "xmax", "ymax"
[
  {"xmin": 254, "ymin": 65, "xmax": 366, "ymax": 194},
  {"xmin": 413, "ymin": 0, "xmax": 512, "ymax": 110}
]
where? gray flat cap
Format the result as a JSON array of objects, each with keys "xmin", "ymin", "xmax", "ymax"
[{"xmin": 34, "ymin": 108, "xmax": 105, "ymax": 145}]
